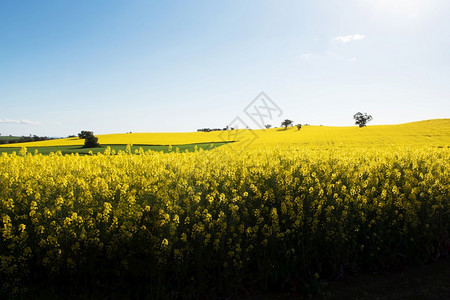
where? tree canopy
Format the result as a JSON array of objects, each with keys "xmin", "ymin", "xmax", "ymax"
[
  {"xmin": 79, "ymin": 131, "xmax": 100, "ymax": 148},
  {"xmin": 281, "ymin": 119, "xmax": 293, "ymax": 129},
  {"xmin": 353, "ymin": 112, "xmax": 373, "ymax": 128}
]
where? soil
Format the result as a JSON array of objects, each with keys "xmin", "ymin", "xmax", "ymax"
[
  {"xmin": 327, "ymin": 259, "xmax": 450, "ymax": 299},
  {"xmin": 247, "ymin": 259, "xmax": 450, "ymax": 299}
]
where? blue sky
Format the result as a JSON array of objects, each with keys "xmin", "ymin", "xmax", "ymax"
[{"xmin": 1, "ymin": 0, "xmax": 449, "ymax": 136}]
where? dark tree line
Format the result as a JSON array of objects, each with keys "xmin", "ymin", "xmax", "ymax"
[
  {"xmin": 0, "ymin": 135, "xmax": 52, "ymax": 145},
  {"xmin": 197, "ymin": 127, "xmax": 235, "ymax": 132}
]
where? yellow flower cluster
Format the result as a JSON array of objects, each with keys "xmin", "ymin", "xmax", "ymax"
[{"xmin": 0, "ymin": 145, "xmax": 448, "ymax": 296}]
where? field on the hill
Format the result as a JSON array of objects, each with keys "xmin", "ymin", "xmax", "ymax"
[
  {"xmin": 1, "ymin": 119, "xmax": 449, "ymax": 151},
  {"xmin": 0, "ymin": 119, "xmax": 449, "ymax": 298}
]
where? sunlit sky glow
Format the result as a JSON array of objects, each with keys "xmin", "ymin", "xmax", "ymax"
[{"xmin": 0, "ymin": 0, "xmax": 449, "ymax": 136}]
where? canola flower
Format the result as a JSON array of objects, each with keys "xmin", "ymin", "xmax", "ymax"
[{"xmin": 0, "ymin": 144, "xmax": 448, "ymax": 297}]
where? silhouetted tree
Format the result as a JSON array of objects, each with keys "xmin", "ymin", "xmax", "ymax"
[
  {"xmin": 281, "ymin": 119, "xmax": 293, "ymax": 130},
  {"xmin": 353, "ymin": 112, "xmax": 373, "ymax": 127},
  {"xmin": 78, "ymin": 131, "xmax": 93, "ymax": 139},
  {"xmin": 264, "ymin": 124, "xmax": 272, "ymax": 129},
  {"xmin": 296, "ymin": 124, "xmax": 302, "ymax": 130},
  {"xmin": 79, "ymin": 131, "xmax": 100, "ymax": 148}
]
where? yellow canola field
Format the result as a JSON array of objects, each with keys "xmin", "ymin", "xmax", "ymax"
[
  {"xmin": 239, "ymin": 118, "xmax": 450, "ymax": 147},
  {"xmin": 0, "ymin": 145, "xmax": 448, "ymax": 296},
  {"xmin": 1, "ymin": 118, "xmax": 449, "ymax": 148}
]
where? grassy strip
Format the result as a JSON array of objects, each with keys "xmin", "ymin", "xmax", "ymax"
[{"xmin": 0, "ymin": 142, "xmax": 232, "ymax": 155}]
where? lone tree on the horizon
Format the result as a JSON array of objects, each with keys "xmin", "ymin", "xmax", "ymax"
[
  {"xmin": 264, "ymin": 124, "xmax": 272, "ymax": 129},
  {"xmin": 353, "ymin": 112, "xmax": 373, "ymax": 127},
  {"xmin": 296, "ymin": 124, "xmax": 302, "ymax": 130},
  {"xmin": 281, "ymin": 119, "xmax": 293, "ymax": 130},
  {"xmin": 78, "ymin": 131, "xmax": 100, "ymax": 148}
]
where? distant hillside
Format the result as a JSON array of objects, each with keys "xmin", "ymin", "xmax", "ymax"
[{"xmin": 0, "ymin": 119, "xmax": 448, "ymax": 148}]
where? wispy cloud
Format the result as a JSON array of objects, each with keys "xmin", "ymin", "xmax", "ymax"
[
  {"xmin": 333, "ymin": 34, "xmax": 365, "ymax": 43},
  {"xmin": 300, "ymin": 53, "xmax": 315, "ymax": 59},
  {"xmin": 0, "ymin": 118, "xmax": 41, "ymax": 125}
]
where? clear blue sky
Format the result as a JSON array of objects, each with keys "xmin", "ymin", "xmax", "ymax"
[{"xmin": 1, "ymin": 0, "xmax": 449, "ymax": 136}]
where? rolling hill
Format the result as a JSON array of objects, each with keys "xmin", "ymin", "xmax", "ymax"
[{"xmin": 0, "ymin": 119, "xmax": 448, "ymax": 150}]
